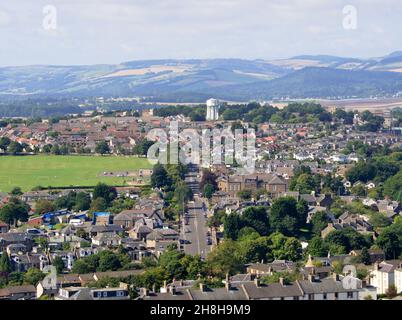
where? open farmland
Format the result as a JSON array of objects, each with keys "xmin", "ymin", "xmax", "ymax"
[{"xmin": 0, "ymin": 155, "xmax": 153, "ymax": 192}]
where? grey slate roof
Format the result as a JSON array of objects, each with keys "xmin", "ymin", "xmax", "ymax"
[
  {"xmin": 298, "ymin": 279, "xmax": 357, "ymax": 294},
  {"xmin": 241, "ymin": 282, "xmax": 303, "ymax": 299},
  {"xmin": 189, "ymin": 286, "xmax": 248, "ymax": 300}
]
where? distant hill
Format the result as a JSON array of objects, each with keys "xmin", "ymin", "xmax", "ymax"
[
  {"xmin": 1, "ymin": 53, "xmax": 402, "ymax": 102},
  {"xmin": 205, "ymin": 67, "xmax": 402, "ymax": 101}
]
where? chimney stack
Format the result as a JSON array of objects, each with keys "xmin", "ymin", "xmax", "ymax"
[
  {"xmin": 160, "ymin": 281, "xmax": 168, "ymax": 293},
  {"xmin": 308, "ymin": 274, "xmax": 315, "ymax": 283},
  {"xmin": 169, "ymin": 285, "xmax": 177, "ymax": 295},
  {"xmin": 199, "ymin": 283, "xmax": 206, "ymax": 292},
  {"xmin": 141, "ymin": 287, "xmax": 149, "ymax": 297},
  {"xmin": 332, "ymin": 273, "xmax": 340, "ymax": 281},
  {"xmin": 254, "ymin": 277, "xmax": 261, "ymax": 288},
  {"xmin": 225, "ymin": 279, "xmax": 232, "ymax": 291},
  {"xmin": 279, "ymin": 277, "xmax": 285, "ymax": 286}
]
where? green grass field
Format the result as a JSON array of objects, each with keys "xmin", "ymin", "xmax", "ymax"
[{"xmin": 0, "ymin": 155, "xmax": 153, "ymax": 192}]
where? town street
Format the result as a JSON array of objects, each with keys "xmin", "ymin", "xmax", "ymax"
[{"xmin": 183, "ymin": 198, "xmax": 211, "ymax": 259}]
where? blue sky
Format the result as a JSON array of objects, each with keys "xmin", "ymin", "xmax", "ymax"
[{"xmin": 0, "ymin": 0, "xmax": 401, "ymax": 66}]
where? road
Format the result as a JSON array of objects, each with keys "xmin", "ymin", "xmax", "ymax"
[
  {"xmin": 181, "ymin": 165, "xmax": 212, "ymax": 259},
  {"xmin": 183, "ymin": 198, "xmax": 212, "ymax": 259}
]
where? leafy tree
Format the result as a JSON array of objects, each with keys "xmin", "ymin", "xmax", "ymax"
[
  {"xmin": 369, "ymin": 213, "xmax": 391, "ymax": 229},
  {"xmin": 166, "ymin": 164, "xmax": 188, "ymax": 184},
  {"xmin": 224, "ymin": 213, "xmax": 241, "ymax": 240},
  {"xmin": 7, "ymin": 141, "xmax": 23, "ymax": 155},
  {"xmin": 262, "ymin": 271, "xmax": 299, "ymax": 285},
  {"xmin": 59, "ymin": 144, "xmax": 69, "ymax": 155},
  {"xmin": 267, "ymin": 232, "xmax": 302, "ymax": 261},
  {"xmin": 325, "ymin": 227, "xmax": 370, "ymax": 253},
  {"xmin": 376, "ymin": 227, "xmax": 401, "ymax": 259},
  {"xmin": 173, "ymin": 181, "xmax": 193, "ymax": 205},
  {"xmin": 0, "ymin": 137, "xmax": 11, "ymax": 151},
  {"xmin": 386, "ymin": 285, "xmax": 398, "ymax": 299},
  {"xmin": 73, "ymin": 192, "xmax": 91, "ymax": 211},
  {"xmin": 76, "ymin": 228, "xmax": 89, "ymax": 240},
  {"xmin": 35, "ymin": 200, "xmax": 55, "ymax": 215},
  {"xmin": 292, "ymin": 173, "xmax": 317, "ymax": 194},
  {"xmin": 50, "ymin": 144, "xmax": 61, "ymax": 155},
  {"xmin": 150, "ymin": 164, "xmax": 171, "ymax": 189},
  {"xmin": 138, "ymin": 267, "xmax": 169, "ymax": 290},
  {"xmin": 42, "ymin": 144, "xmax": 52, "ymax": 154},
  {"xmin": 206, "ymin": 240, "xmax": 243, "ymax": 276},
  {"xmin": 93, "ymin": 183, "xmax": 117, "ymax": 205},
  {"xmin": 10, "ymin": 187, "xmax": 23, "ymax": 196},
  {"xmin": 158, "ymin": 244, "xmax": 185, "ymax": 279},
  {"xmin": 7, "ymin": 272, "xmax": 24, "ymax": 286},
  {"xmin": 237, "ymin": 190, "xmax": 252, "ymax": 201},
  {"xmin": 0, "ymin": 251, "xmax": 12, "ymax": 274},
  {"xmin": 108, "ymin": 197, "xmax": 136, "ymax": 214},
  {"xmin": 322, "ymin": 174, "xmax": 345, "ymax": 195},
  {"xmin": 52, "ymin": 256, "xmax": 65, "ymax": 274},
  {"xmin": 0, "ymin": 198, "xmax": 29, "ymax": 225},
  {"xmin": 200, "ymin": 170, "xmax": 217, "ymax": 192},
  {"xmin": 237, "ymin": 227, "xmax": 259, "ymax": 241},
  {"xmin": 346, "ymin": 162, "xmax": 377, "ymax": 184},
  {"xmin": 307, "ymin": 236, "xmax": 328, "ymax": 257},
  {"xmin": 203, "ymin": 183, "xmax": 214, "ymax": 199},
  {"xmin": 334, "ymin": 109, "xmax": 354, "ymax": 124},
  {"xmin": 241, "ymin": 207, "xmax": 269, "ymax": 236},
  {"xmin": 98, "ymin": 251, "xmax": 122, "ymax": 272},
  {"xmin": 141, "ymin": 256, "xmax": 157, "ymax": 269},
  {"xmin": 310, "ymin": 211, "xmax": 330, "ymax": 235},
  {"xmin": 90, "ymin": 197, "xmax": 107, "ymax": 213},
  {"xmin": 360, "ymin": 247, "xmax": 371, "ymax": 265},
  {"xmin": 180, "ymin": 255, "xmax": 206, "ymax": 279},
  {"xmin": 54, "ymin": 191, "xmax": 77, "ymax": 210},
  {"xmin": 350, "ymin": 184, "xmax": 366, "ymax": 197},
  {"xmin": 189, "ymin": 108, "xmax": 206, "ymax": 121},
  {"xmin": 383, "ymin": 171, "xmax": 402, "ymax": 201},
  {"xmin": 133, "ymin": 138, "xmax": 154, "ymax": 156},
  {"xmin": 208, "ymin": 210, "xmax": 226, "ymax": 229},
  {"xmin": 35, "ymin": 237, "xmax": 49, "ymax": 250},
  {"xmin": 270, "ymin": 197, "xmax": 307, "ymax": 237},
  {"xmin": 358, "ymin": 111, "xmax": 384, "ymax": 132},
  {"xmin": 72, "ymin": 259, "xmax": 92, "ymax": 274},
  {"xmin": 237, "ymin": 236, "xmax": 272, "ymax": 263},
  {"xmin": 23, "ymin": 268, "xmax": 45, "ymax": 285},
  {"xmin": 95, "ymin": 141, "xmax": 110, "ymax": 155}
]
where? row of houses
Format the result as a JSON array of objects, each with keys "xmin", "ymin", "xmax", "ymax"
[{"xmin": 141, "ymin": 274, "xmax": 365, "ymax": 301}]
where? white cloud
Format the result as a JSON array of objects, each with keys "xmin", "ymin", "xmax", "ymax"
[{"xmin": 0, "ymin": 0, "xmax": 401, "ymax": 66}]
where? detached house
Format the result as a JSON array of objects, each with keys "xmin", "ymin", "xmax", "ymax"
[
  {"xmin": 0, "ymin": 285, "xmax": 36, "ymax": 300},
  {"xmin": 370, "ymin": 260, "xmax": 402, "ymax": 294},
  {"xmin": 0, "ymin": 221, "xmax": 9, "ymax": 233},
  {"xmin": 113, "ymin": 209, "xmax": 162, "ymax": 230},
  {"xmin": 0, "ymin": 232, "xmax": 33, "ymax": 251},
  {"xmin": 218, "ymin": 173, "xmax": 288, "ymax": 198},
  {"xmin": 321, "ymin": 213, "xmax": 374, "ymax": 238}
]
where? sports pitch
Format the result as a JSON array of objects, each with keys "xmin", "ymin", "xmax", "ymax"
[{"xmin": 0, "ymin": 155, "xmax": 153, "ymax": 192}]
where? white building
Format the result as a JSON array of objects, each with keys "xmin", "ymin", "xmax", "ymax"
[
  {"xmin": 369, "ymin": 260, "xmax": 402, "ymax": 294},
  {"xmin": 294, "ymin": 152, "xmax": 314, "ymax": 161},
  {"xmin": 206, "ymin": 98, "xmax": 220, "ymax": 121},
  {"xmin": 395, "ymin": 268, "xmax": 402, "ymax": 294}
]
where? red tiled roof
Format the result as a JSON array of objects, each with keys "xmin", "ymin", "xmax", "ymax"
[{"xmin": 0, "ymin": 221, "xmax": 8, "ymax": 227}]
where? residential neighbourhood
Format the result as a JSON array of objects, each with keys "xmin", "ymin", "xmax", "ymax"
[
  {"xmin": 0, "ymin": 99, "xmax": 401, "ymax": 301},
  {"xmin": 1, "ymin": 6, "xmax": 402, "ymax": 320}
]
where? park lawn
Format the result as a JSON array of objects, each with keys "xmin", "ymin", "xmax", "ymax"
[{"xmin": 0, "ymin": 155, "xmax": 153, "ymax": 192}]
